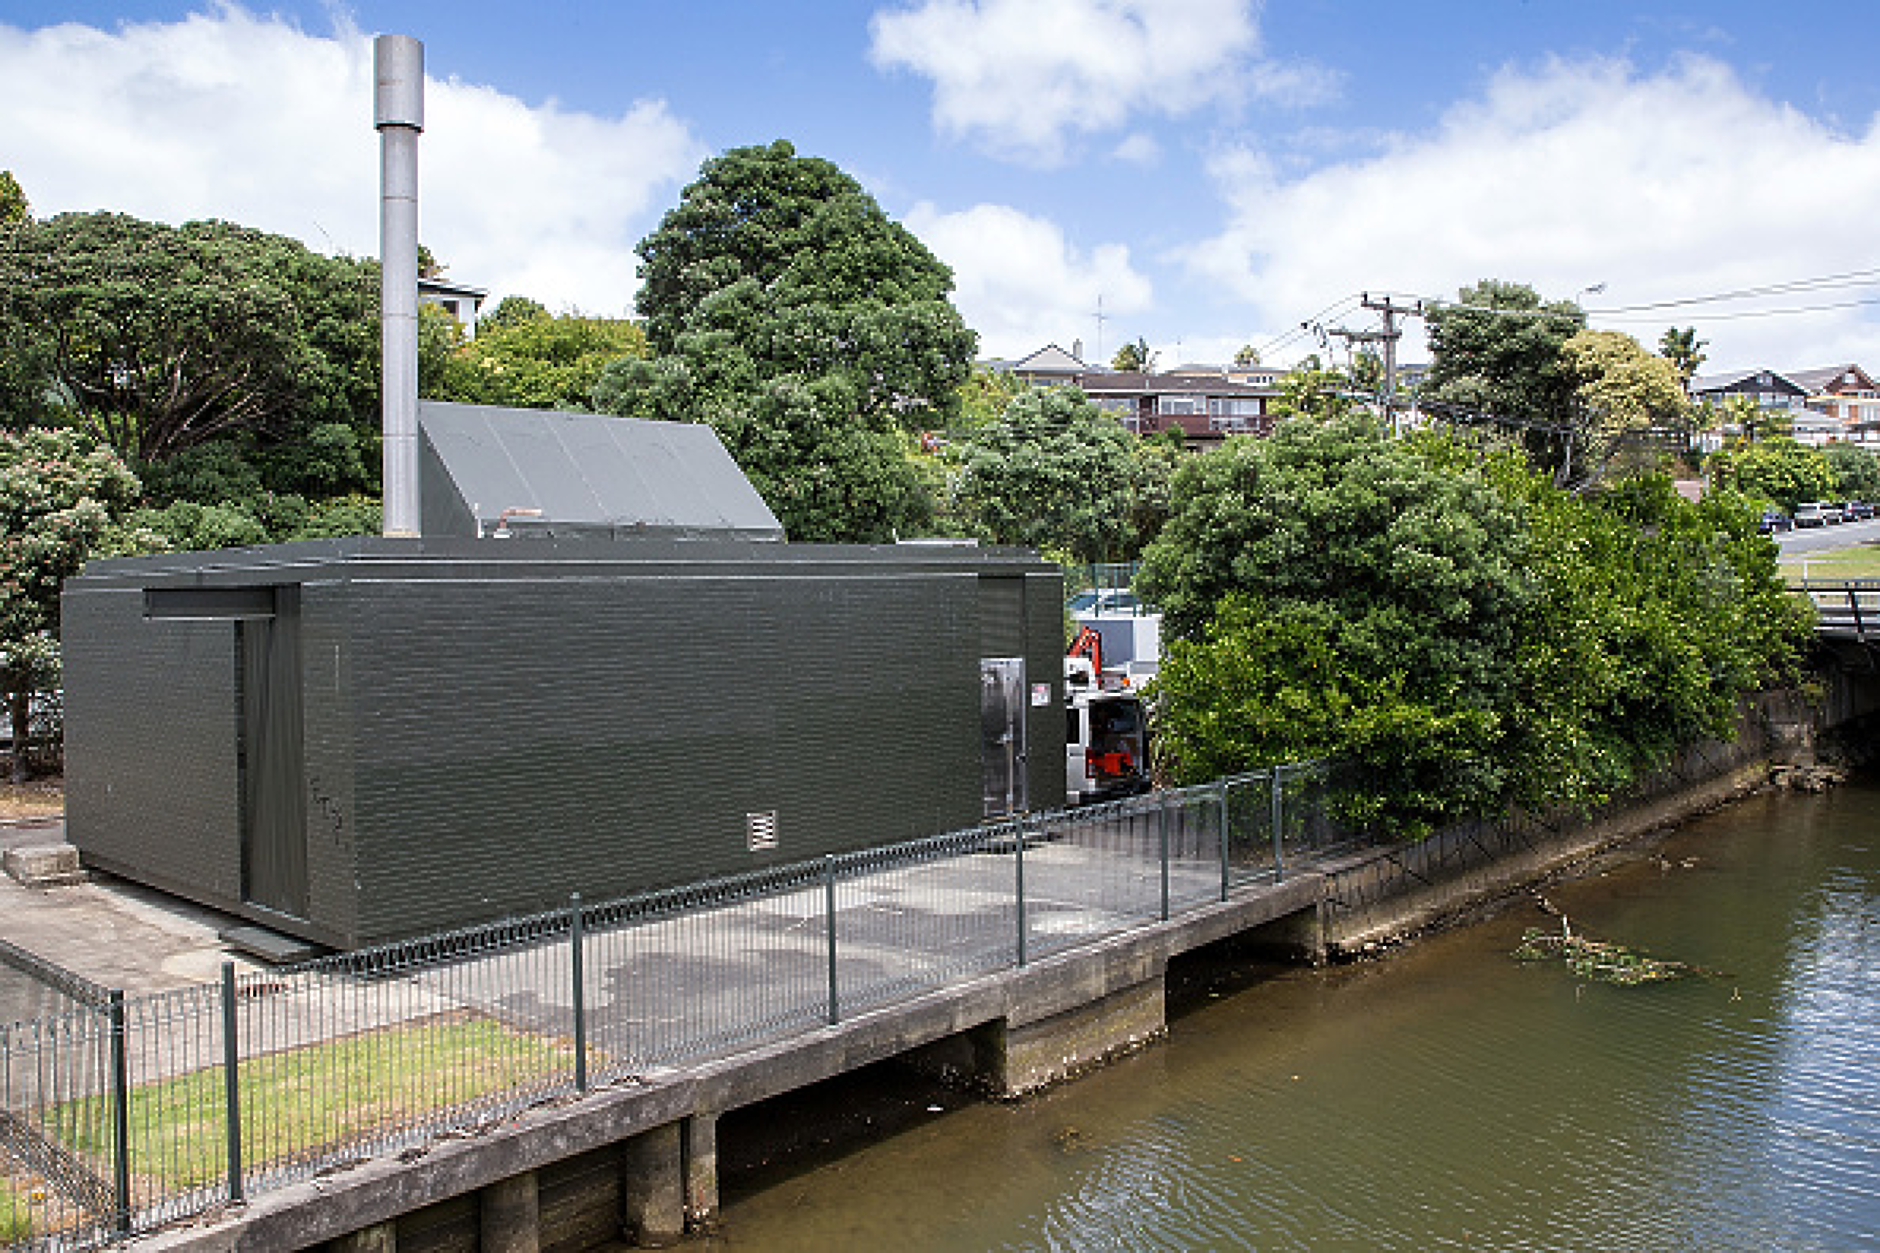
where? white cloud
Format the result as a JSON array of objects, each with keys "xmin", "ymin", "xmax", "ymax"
[
  {"xmin": 1183, "ymin": 54, "xmax": 1880, "ymax": 371},
  {"xmin": 1109, "ymin": 132, "xmax": 1161, "ymax": 165},
  {"xmin": 869, "ymin": 0, "xmax": 1328, "ymax": 165},
  {"xmin": 906, "ymin": 201, "xmax": 1152, "ymax": 359},
  {"xmin": 0, "ymin": 6, "xmax": 704, "ymax": 314}
]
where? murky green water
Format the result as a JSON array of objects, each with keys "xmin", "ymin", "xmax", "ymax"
[{"xmin": 706, "ymin": 781, "xmax": 1880, "ymax": 1251}]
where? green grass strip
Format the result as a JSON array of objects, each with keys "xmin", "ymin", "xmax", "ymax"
[{"xmin": 56, "ymin": 1016, "xmax": 577, "ymax": 1191}]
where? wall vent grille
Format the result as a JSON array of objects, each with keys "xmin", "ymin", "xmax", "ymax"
[{"xmin": 746, "ymin": 810, "xmax": 779, "ymax": 852}]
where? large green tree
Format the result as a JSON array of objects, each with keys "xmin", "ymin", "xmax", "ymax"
[
  {"xmin": 1139, "ymin": 414, "xmax": 1533, "ymax": 831},
  {"xmin": 0, "ymin": 429, "xmax": 144, "ymax": 779},
  {"xmin": 954, "ymin": 387, "xmax": 1138, "ymax": 562},
  {"xmin": 1424, "ymin": 280, "xmax": 1586, "ymax": 476},
  {"xmin": 602, "ymin": 140, "xmax": 976, "ymax": 541},
  {"xmin": 1139, "ymin": 416, "xmax": 1807, "ymax": 835},
  {"xmin": 0, "ymin": 212, "xmax": 379, "ymax": 463}
]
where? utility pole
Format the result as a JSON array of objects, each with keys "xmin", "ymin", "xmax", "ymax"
[
  {"xmin": 1359, "ymin": 293, "xmax": 1424, "ymax": 429},
  {"xmin": 1093, "ymin": 295, "xmax": 1108, "ymax": 366}
]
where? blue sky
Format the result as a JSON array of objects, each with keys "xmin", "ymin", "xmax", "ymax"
[{"xmin": 4, "ymin": 1, "xmax": 1878, "ymax": 374}]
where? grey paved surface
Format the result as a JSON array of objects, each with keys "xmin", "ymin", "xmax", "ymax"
[{"xmin": 0, "ymin": 819, "xmax": 262, "ymax": 1026}]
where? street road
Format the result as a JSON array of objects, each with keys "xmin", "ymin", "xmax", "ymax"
[{"xmin": 1773, "ymin": 516, "xmax": 1880, "ymax": 556}]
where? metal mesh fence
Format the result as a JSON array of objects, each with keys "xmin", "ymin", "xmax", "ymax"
[{"xmin": 1, "ymin": 765, "xmax": 1344, "ymax": 1250}]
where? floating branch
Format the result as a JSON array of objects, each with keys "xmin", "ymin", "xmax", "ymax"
[{"xmin": 1513, "ymin": 916, "xmax": 1721, "ymax": 985}]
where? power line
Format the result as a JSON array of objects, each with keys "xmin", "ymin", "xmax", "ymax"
[
  {"xmin": 1586, "ymin": 266, "xmax": 1880, "ymax": 315},
  {"xmin": 1594, "ymin": 294, "xmax": 1880, "ymax": 324}
]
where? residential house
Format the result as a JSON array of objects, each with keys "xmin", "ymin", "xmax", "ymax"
[
  {"xmin": 1689, "ymin": 368, "xmax": 1825, "ymax": 442},
  {"xmin": 1075, "ymin": 367, "xmax": 1276, "ymax": 444},
  {"xmin": 419, "ymin": 276, "xmax": 488, "ymax": 335},
  {"xmin": 983, "ymin": 349, "xmax": 1282, "ymax": 445},
  {"xmin": 1789, "ymin": 364, "xmax": 1880, "ymax": 446}
]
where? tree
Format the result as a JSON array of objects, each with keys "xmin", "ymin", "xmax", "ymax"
[
  {"xmin": 954, "ymin": 387, "xmax": 1138, "ymax": 562},
  {"xmin": 1137, "ymin": 414, "xmax": 1808, "ymax": 834},
  {"xmin": 0, "ymin": 212, "xmax": 379, "ymax": 463},
  {"xmin": 1348, "ymin": 349, "xmax": 1384, "ymax": 395},
  {"xmin": 604, "ymin": 140, "xmax": 977, "ymax": 541},
  {"xmin": 1138, "ymin": 414, "xmax": 1533, "ymax": 832},
  {"xmin": 479, "ymin": 295, "xmax": 549, "ymax": 334},
  {"xmin": 0, "ymin": 429, "xmax": 144, "ymax": 779},
  {"xmin": 1823, "ymin": 441, "xmax": 1880, "ymax": 503},
  {"xmin": 1721, "ymin": 393, "xmax": 1790, "ymax": 444},
  {"xmin": 0, "ymin": 170, "xmax": 26, "ymax": 226},
  {"xmin": 956, "ymin": 365, "xmax": 1025, "ymax": 432},
  {"xmin": 1233, "ymin": 344, "xmax": 1261, "ymax": 368},
  {"xmin": 1560, "ymin": 329, "xmax": 1690, "ymax": 475},
  {"xmin": 1658, "ymin": 326, "xmax": 1707, "ymax": 392},
  {"xmin": 1112, "ymin": 337, "xmax": 1156, "ymax": 373},
  {"xmin": 1707, "ymin": 436, "xmax": 1833, "ymax": 509},
  {"xmin": 1424, "ymin": 280, "xmax": 1586, "ymax": 476},
  {"xmin": 428, "ymin": 308, "xmax": 648, "ymax": 411}
]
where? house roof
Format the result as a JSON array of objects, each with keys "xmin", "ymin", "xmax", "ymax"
[
  {"xmin": 1785, "ymin": 364, "xmax": 1875, "ymax": 394},
  {"xmin": 993, "ymin": 343, "xmax": 1089, "ymax": 375},
  {"xmin": 1688, "ymin": 368, "xmax": 1806, "ymax": 396},
  {"xmin": 1075, "ymin": 371, "xmax": 1274, "ymax": 397},
  {"xmin": 417, "ymin": 400, "xmax": 784, "ymax": 541}
]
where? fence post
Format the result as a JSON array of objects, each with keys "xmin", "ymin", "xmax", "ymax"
[
  {"xmin": 1850, "ymin": 586, "xmax": 1866, "ymax": 639},
  {"xmin": 824, "ymin": 856, "xmax": 840, "ymax": 1025},
  {"xmin": 1218, "ymin": 779, "xmax": 1231, "ymax": 901},
  {"xmin": 1158, "ymin": 796, "xmax": 1170, "ymax": 922},
  {"xmin": 1271, "ymin": 766, "xmax": 1286, "ymax": 883},
  {"xmin": 570, "ymin": 894, "xmax": 587, "ymax": 1093},
  {"xmin": 1015, "ymin": 821, "xmax": 1028, "ymax": 967},
  {"xmin": 220, "ymin": 963, "xmax": 243, "ymax": 1204},
  {"xmin": 108, "ymin": 989, "xmax": 130, "ymax": 1234}
]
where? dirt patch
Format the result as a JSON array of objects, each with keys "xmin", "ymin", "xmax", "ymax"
[{"xmin": 0, "ymin": 776, "xmax": 64, "ymax": 821}]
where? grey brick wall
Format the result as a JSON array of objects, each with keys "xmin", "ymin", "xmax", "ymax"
[{"xmin": 63, "ymin": 540, "xmax": 1065, "ymax": 948}]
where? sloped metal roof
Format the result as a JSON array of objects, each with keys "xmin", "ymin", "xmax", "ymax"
[{"xmin": 417, "ymin": 401, "xmax": 784, "ymax": 540}]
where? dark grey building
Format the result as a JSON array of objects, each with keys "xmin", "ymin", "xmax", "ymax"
[{"xmin": 62, "ymin": 405, "xmax": 1063, "ymax": 948}]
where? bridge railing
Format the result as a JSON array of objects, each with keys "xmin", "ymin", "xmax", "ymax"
[
  {"xmin": 0, "ymin": 763, "xmax": 1356, "ymax": 1251},
  {"xmin": 1790, "ymin": 579, "xmax": 1880, "ymax": 639}
]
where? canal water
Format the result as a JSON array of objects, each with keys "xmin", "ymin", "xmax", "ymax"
[{"xmin": 703, "ymin": 779, "xmax": 1880, "ymax": 1250}]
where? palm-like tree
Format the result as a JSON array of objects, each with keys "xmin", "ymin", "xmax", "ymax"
[{"xmin": 1658, "ymin": 326, "xmax": 1707, "ymax": 393}]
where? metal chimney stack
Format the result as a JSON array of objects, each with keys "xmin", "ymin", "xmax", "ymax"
[{"xmin": 375, "ymin": 34, "xmax": 423, "ymax": 537}]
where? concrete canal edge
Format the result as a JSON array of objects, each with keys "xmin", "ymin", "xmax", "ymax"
[{"xmin": 130, "ymin": 690, "xmax": 1848, "ymax": 1252}]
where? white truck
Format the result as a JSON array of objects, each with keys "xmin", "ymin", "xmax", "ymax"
[{"xmin": 1065, "ymin": 627, "xmax": 1149, "ymax": 805}]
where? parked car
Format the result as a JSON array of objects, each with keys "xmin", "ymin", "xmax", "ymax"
[
  {"xmin": 1795, "ymin": 502, "xmax": 1839, "ymax": 527},
  {"xmin": 1845, "ymin": 501, "xmax": 1875, "ymax": 521},
  {"xmin": 1758, "ymin": 509, "xmax": 1792, "ymax": 534}
]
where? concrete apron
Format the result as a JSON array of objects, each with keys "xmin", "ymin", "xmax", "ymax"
[{"xmin": 131, "ymin": 877, "xmax": 1327, "ymax": 1252}]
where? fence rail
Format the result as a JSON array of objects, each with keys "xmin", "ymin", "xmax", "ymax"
[
  {"xmin": 1792, "ymin": 579, "xmax": 1880, "ymax": 640},
  {"xmin": 1, "ymin": 764, "xmax": 1350, "ymax": 1251}
]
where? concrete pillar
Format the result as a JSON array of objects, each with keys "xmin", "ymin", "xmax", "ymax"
[
  {"xmin": 620, "ymin": 1121, "xmax": 684, "ymax": 1247},
  {"xmin": 330, "ymin": 1220, "xmax": 396, "ymax": 1253},
  {"xmin": 1244, "ymin": 902, "xmax": 1328, "ymax": 965},
  {"xmin": 998, "ymin": 976, "xmax": 1166, "ymax": 1097},
  {"xmin": 683, "ymin": 1114, "xmax": 719, "ymax": 1232},
  {"xmin": 479, "ymin": 1170, "xmax": 539, "ymax": 1253}
]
